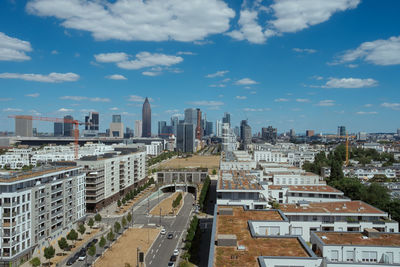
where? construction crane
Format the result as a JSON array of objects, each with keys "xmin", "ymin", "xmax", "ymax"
[
  {"xmin": 345, "ymin": 131, "xmax": 349, "ymax": 166},
  {"xmin": 9, "ymin": 115, "xmax": 88, "ymax": 159}
]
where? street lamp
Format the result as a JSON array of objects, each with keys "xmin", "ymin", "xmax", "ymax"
[{"xmin": 136, "ymin": 247, "xmax": 140, "ymax": 267}]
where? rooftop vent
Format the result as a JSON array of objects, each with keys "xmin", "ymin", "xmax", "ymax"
[
  {"xmin": 321, "ymin": 236, "xmax": 328, "ymax": 240},
  {"xmin": 237, "ymin": 245, "xmax": 246, "ymax": 251},
  {"xmin": 217, "ymin": 234, "xmax": 237, "ymax": 247}
]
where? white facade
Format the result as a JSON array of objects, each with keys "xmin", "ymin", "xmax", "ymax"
[
  {"xmin": 220, "ymin": 151, "xmax": 256, "ymax": 170},
  {"xmin": 344, "ymin": 167, "xmax": 396, "ymax": 180},
  {"xmin": 0, "ymin": 148, "xmax": 32, "ymax": 169},
  {"xmin": 146, "ymin": 141, "xmax": 163, "ymax": 156},
  {"xmin": 134, "ymin": 120, "xmax": 142, "ymax": 137}
]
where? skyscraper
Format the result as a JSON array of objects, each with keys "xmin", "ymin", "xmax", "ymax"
[
  {"xmin": 195, "ymin": 108, "xmax": 202, "ymax": 140},
  {"xmin": 134, "ymin": 120, "xmax": 142, "ymax": 137},
  {"xmin": 54, "ymin": 122, "xmax": 63, "ymax": 137},
  {"xmin": 142, "ymin": 97, "xmax": 151, "ymax": 137},
  {"xmin": 110, "ymin": 114, "xmax": 123, "ymax": 138},
  {"xmin": 222, "ymin": 112, "xmax": 231, "ymax": 127},
  {"xmin": 85, "ymin": 112, "xmax": 99, "ymax": 131},
  {"xmin": 216, "ymin": 120, "xmax": 222, "ymax": 137},
  {"xmin": 158, "ymin": 121, "xmax": 167, "ymax": 135},
  {"xmin": 184, "ymin": 108, "xmax": 197, "ymax": 124},
  {"xmin": 205, "ymin": 121, "xmax": 213, "ymax": 136},
  {"xmin": 112, "ymin": 114, "xmax": 121, "ymax": 123},
  {"xmin": 306, "ymin": 130, "xmax": 315, "ymax": 137},
  {"xmin": 338, "ymin": 126, "xmax": 346, "ymax": 137},
  {"xmin": 262, "ymin": 126, "xmax": 277, "ymax": 144},
  {"xmin": 63, "ymin": 115, "xmax": 74, "ymax": 137},
  {"xmin": 15, "ymin": 116, "xmax": 33, "ymax": 137},
  {"xmin": 240, "ymin": 120, "xmax": 252, "ymax": 148},
  {"xmin": 171, "ymin": 116, "xmax": 179, "ymax": 136},
  {"xmin": 177, "ymin": 123, "xmax": 195, "ymax": 153}
]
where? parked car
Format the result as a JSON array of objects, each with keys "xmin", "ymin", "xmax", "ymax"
[
  {"xmin": 66, "ymin": 257, "xmax": 76, "ymax": 266},
  {"xmin": 160, "ymin": 228, "xmax": 166, "ymax": 235},
  {"xmin": 170, "ymin": 255, "xmax": 177, "ymax": 262},
  {"xmin": 167, "ymin": 262, "xmax": 175, "ymax": 267},
  {"xmin": 173, "ymin": 249, "xmax": 179, "ymax": 256},
  {"xmin": 78, "ymin": 254, "xmax": 86, "ymax": 261},
  {"xmin": 167, "ymin": 233, "xmax": 173, "ymax": 239}
]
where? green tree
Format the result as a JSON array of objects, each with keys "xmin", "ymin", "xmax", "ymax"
[
  {"xmin": 117, "ymin": 199, "xmax": 121, "ymax": 207},
  {"xmin": 329, "ymin": 159, "xmax": 344, "ymax": 182},
  {"xmin": 88, "ymin": 244, "xmax": 96, "ymax": 258},
  {"xmin": 107, "ymin": 230, "xmax": 115, "ymax": 247},
  {"xmin": 114, "ymin": 221, "xmax": 121, "ymax": 234},
  {"xmin": 94, "ymin": 213, "xmax": 102, "ymax": 222},
  {"xmin": 29, "ymin": 257, "xmax": 41, "ymax": 267},
  {"xmin": 77, "ymin": 223, "xmax": 86, "ymax": 236},
  {"xmin": 67, "ymin": 229, "xmax": 78, "ymax": 246},
  {"xmin": 44, "ymin": 246, "xmax": 55, "ymax": 266},
  {"xmin": 88, "ymin": 218, "xmax": 94, "ymax": 228},
  {"xmin": 122, "ymin": 198, "xmax": 126, "ymax": 205},
  {"xmin": 58, "ymin": 237, "xmax": 69, "ymax": 254},
  {"xmin": 122, "ymin": 216, "xmax": 127, "ymax": 229},
  {"xmin": 99, "ymin": 235, "xmax": 106, "ymax": 249},
  {"xmin": 212, "ymin": 169, "xmax": 217, "ymax": 175},
  {"xmin": 127, "ymin": 212, "xmax": 132, "ymax": 224}
]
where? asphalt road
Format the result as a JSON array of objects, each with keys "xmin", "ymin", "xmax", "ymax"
[{"xmin": 146, "ymin": 193, "xmax": 195, "ymax": 267}]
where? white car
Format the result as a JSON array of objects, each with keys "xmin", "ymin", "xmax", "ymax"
[
  {"xmin": 78, "ymin": 255, "xmax": 86, "ymax": 261},
  {"xmin": 173, "ymin": 249, "xmax": 179, "ymax": 256},
  {"xmin": 160, "ymin": 228, "xmax": 166, "ymax": 235}
]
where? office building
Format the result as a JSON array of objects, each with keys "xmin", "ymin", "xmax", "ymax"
[
  {"xmin": 216, "ymin": 120, "xmax": 222, "ymax": 137},
  {"xmin": 205, "ymin": 121, "xmax": 213, "ymax": 136},
  {"xmin": 84, "ymin": 112, "xmax": 99, "ymax": 131},
  {"xmin": 262, "ymin": 126, "xmax": 277, "ymax": 144},
  {"xmin": 54, "ymin": 122, "xmax": 63, "ymax": 137},
  {"xmin": 397, "ymin": 128, "xmax": 400, "ymax": 136},
  {"xmin": 63, "ymin": 115, "xmax": 74, "ymax": 137},
  {"xmin": 338, "ymin": 126, "xmax": 346, "ymax": 137},
  {"xmin": 184, "ymin": 108, "xmax": 197, "ymax": 124},
  {"xmin": 233, "ymin": 126, "xmax": 240, "ymax": 137},
  {"xmin": 0, "ymin": 167, "xmax": 85, "ymax": 266},
  {"xmin": 306, "ymin": 130, "xmax": 315, "ymax": 137},
  {"xmin": 109, "ymin": 114, "xmax": 124, "ymax": 138},
  {"xmin": 15, "ymin": 116, "xmax": 32, "ymax": 137},
  {"xmin": 195, "ymin": 108, "xmax": 203, "ymax": 140},
  {"xmin": 222, "ymin": 112, "xmax": 231, "ymax": 127},
  {"xmin": 158, "ymin": 121, "xmax": 167, "ymax": 136},
  {"xmin": 77, "ymin": 148, "xmax": 146, "ymax": 211},
  {"xmin": 289, "ymin": 128, "xmax": 296, "ymax": 138},
  {"xmin": 177, "ymin": 123, "xmax": 195, "ymax": 153},
  {"xmin": 357, "ymin": 131, "xmax": 367, "ymax": 141},
  {"xmin": 240, "ymin": 120, "xmax": 252, "ymax": 148},
  {"xmin": 134, "ymin": 120, "xmax": 142, "ymax": 137},
  {"xmin": 222, "ymin": 123, "xmax": 237, "ymax": 152},
  {"xmin": 171, "ymin": 116, "xmax": 179, "ymax": 136},
  {"xmin": 142, "ymin": 97, "xmax": 151, "ymax": 137}
]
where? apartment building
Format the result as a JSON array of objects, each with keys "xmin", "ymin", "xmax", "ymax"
[
  {"xmin": 311, "ymin": 230, "xmax": 400, "ymax": 266},
  {"xmin": 269, "ymin": 185, "xmax": 350, "ymax": 203},
  {"xmin": 146, "ymin": 141, "xmax": 163, "ymax": 156},
  {"xmin": 343, "ymin": 167, "xmax": 397, "ymax": 180},
  {"xmin": 220, "ymin": 151, "xmax": 256, "ymax": 171},
  {"xmin": 0, "ymin": 167, "xmax": 85, "ymax": 267},
  {"xmin": 0, "ymin": 148, "xmax": 32, "ymax": 169},
  {"xmin": 76, "ymin": 148, "xmax": 146, "ymax": 212}
]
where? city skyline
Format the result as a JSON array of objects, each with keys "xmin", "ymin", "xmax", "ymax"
[{"xmin": 0, "ymin": 0, "xmax": 400, "ymax": 133}]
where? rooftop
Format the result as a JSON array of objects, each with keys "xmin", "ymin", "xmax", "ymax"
[
  {"xmin": 279, "ymin": 201, "xmax": 385, "ymax": 214},
  {"xmin": 315, "ymin": 232, "xmax": 400, "ymax": 247},
  {"xmin": 214, "ymin": 206, "xmax": 311, "ymax": 267},
  {"xmin": 269, "ymin": 185, "xmax": 342, "ymax": 193},
  {"xmin": 218, "ymin": 170, "xmax": 262, "ymax": 190},
  {"xmin": 0, "ymin": 166, "xmax": 78, "ymax": 183}
]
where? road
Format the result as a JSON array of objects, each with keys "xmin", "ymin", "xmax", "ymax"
[{"xmin": 146, "ymin": 193, "xmax": 195, "ymax": 267}]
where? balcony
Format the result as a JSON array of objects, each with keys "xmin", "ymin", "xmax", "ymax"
[
  {"xmin": 38, "ymin": 224, "xmax": 46, "ymax": 232},
  {"xmin": 51, "ymin": 194, "xmax": 63, "ymax": 202},
  {"xmin": 2, "ymin": 202, "xmax": 11, "ymax": 207},
  {"xmin": 51, "ymin": 202, "xmax": 63, "ymax": 210},
  {"xmin": 2, "ymin": 221, "xmax": 16, "ymax": 227},
  {"xmin": 51, "ymin": 209, "xmax": 63, "ymax": 217},
  {"xmin": 2, "ymin": 212, "xmax": 11, "ymax": 217}
]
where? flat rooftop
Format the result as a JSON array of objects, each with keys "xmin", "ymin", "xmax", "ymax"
[
  {"xmin": 218, "ymin": 170, "xmax": 262, "ymax": 190},
  {"xmin": 279, "ymin": 201, "xmax": 385, "ymax": 214},
  {"xmin": 0, "ymin": 166, "xmax": 78, "ymax": 183},
  {"xmin": 214, "ymin": 206, "xmax": 311, "ymax": 267},
  {"xmin": 315, "ymin": 232, "xmax": 400, "ymax": 247},
  {"xmin": 269, "ymin": 185, "xmax": 342, "ymax": 193}
]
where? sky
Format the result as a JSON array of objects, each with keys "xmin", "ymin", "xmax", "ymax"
[{"xmin": 0, "ymin": 0, "xmax": 400, "ymax": 134}]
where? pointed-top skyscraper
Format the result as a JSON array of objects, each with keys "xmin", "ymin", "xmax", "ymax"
[{"xmin": 142, "ymin": 97, "xmax": 151, "ymax": 137}]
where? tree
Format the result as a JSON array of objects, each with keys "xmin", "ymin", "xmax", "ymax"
[
  {"xmin": 107, "ymin": 230, "xmax": 115, "ymax": 248},
  {"xmin": 114, "ymin": 221, "xmax": 121, "ymax": 234},
  {"xmin": 99, "ymin": 235, "xmax": 106, "ymax": 249},
  {"xmin": 212, "ymin": 169, "xmax": 217, "ymax": 175},
  {"xmin": 88, "ymin": 218, "xmax": 94, "ymax": 228},
  {"xmin": 29, "ymin": 257, "xmax": 41, "ymax": 267},
  {"xmin": 122, "ymin": 216, "xmax": 127, "ymax": 229},
  {"xmin": 94, "ymin": 213, "xmax": 102, "ymax": 222},
  {"xmin": 88, "ymin": 244, "xmax": 96, "ymax": 258},
  {"xmin": 77, "ymin": 223, "xmax": 86, "ymax": 236},
  {"xmin": 44, "ymin": 246, "xmax": 55, "ymax": 266},
  {"xmin": 117, "ymin": 199, "xmax": 121, "ymax": 208},
  {"xmin": 329, "ymin": 159, "xmax": 344, "ymax": 182},
  {"xmin": 58, "ymin": 237, "xmax": 69, "ymax": 254},
  {"xmin": 122, "ymin": 198, "xmax": 126, "ymax": 205},
  {"xmin": 127, "ymin": 212, "xmax": 132, "ymax": 224},
  {"xmin": 67, "ymin": 229, "xmax": 78, "ymax": 246}
]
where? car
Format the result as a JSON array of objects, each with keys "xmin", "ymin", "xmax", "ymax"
[
  {"xmin": 170, "ymin": 255, "xmax": 177, "ymax": 262},
  {"xmin": 167, "ymin": 233, "xmax": 173, "ymax": 239},
  {"xmin": 160, "ymin": 229, "xmax": 166, "ymax": 235},
  {"xmin": 86, "ymin": 238, "xmax": 98, "ymax": 249},
  {"xmin": 173, "ymin": 249, "xmax": 179, "ymax": 256},
  {"xmin": 78, "ymin": 254, "xmax": 86, "ymax": 261},
  {"xmin": 66, "ymin": 257, "xmax": 75, "ymax": 266},
  {"xmin": 167, "ymin": 262, "xmax": 175, "ymax": 267}
]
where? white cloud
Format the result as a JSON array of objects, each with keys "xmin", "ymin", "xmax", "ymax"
[
  {"xmin": 296, "ymin": 98, "xmax": 310, "ymax": 103},
  {"xmin": 209, "ymin": 84, "xmax": 226, "ymax": 88},
  {"xmin": 243, "ymin": 108, "xmax": 270, "ymax": 112},
  {"xmin": 356, "ymin": 111, "xmax": 378, "ymax": 115},
  {"xmin": 0, "ymin": 98, "xmax": 13, "ymax": 101},
  {"xmin": 80, "ymin": 109, "xmax": 97, "ymax": 113},
  {"xmin": 57, "ymin": 108, "xmax": 74, "ymax": 112},
  {"xmin": 60, "ymin": 96, "xmax": 110, "ymax": 102},
  {"xmin": 293, "ymin": 48, "xmax": 317, "ymax": 53},
  {"xmin": 323, "ymin": 78, "xmax": 378, "ymax": 88},
  {"xmin": 236, "ymin": 96, "xmax": 247, "ymax": 100},
  {"xmin": 235, "ymin": 78, "xmax": 258, "ymax": 85},
  {"xmin": 206, "ymin": 70, "xmax": 229, "ymax": 78},
  {"xmin": 142, "ymin": 71, "xmax": 161, "ymax": 77},
  {"xmin": 0, "ymin": 72, "xmax": 79, "ymax": 83},
  {"xmin": 381, "ymin": 102, "xmax": 400, "ymax": 110},
  {"xmin": 336, "ymin": 36, "xmax": 400, "ymax": 66},
  {"xmin": 347, "ymin": 64, "xmax": 358, "ymax": 68},
  {"xmin": 106, "ymin": 74, "xmax": 127, "ymax": 80},
  {"xmin": 109, "ymin": 107, "xmax": 119, "ymax": 111},
  {"xmin": 165, "ymin": 109, "xmax": 179, "ymax": 114},
  {"xmin": 228, "ymin": 0, "xmax": 359, "ymax": 44},
  {"xmin": 90, "ymin": 97, "xmax": 110, "ymax": 102},
  {"xmin": 177, "ymin": 51, "xmax": 196, "ymax": 56},
  {"xmin": 25, "ymin": 93, "xmax": 40, "ymax": 98},
  {"xmin": 188, "ymin": 100, "xmax": 224, "ymax": 106},
  {"xmin": 29, "ymin": 109, "xmax": 41, "ymax": 116},
  {"xmin": 51, "ymin": 50, "xmax": 58, "ymax": 55},
  {"xmin": 364, "ymin": 104, "xmax": 373, "ymax": 108},
  {"xmin": 0, "ymin": 32, "xmax": 32, "ymax": 61},
  {"xmin": 3, "ymin": 108, "xmax": 23, "ymax": 112},
  {"xmin": 274, "ymin": 98, "xmax": 289, "ymax": 102},
  {"xmin": 316, "ymin": 100, "xmax": 335, "ymax": 106},
  {"xmin": 128, "ymin": 95, "xmax": 152, "ymax": 102},
  {"xmin": 26, "ymin": 0, "xmax": 234, "ymax": 42},
  {"xmin": 250, "ymin": 91, "xmax": 257, "ymax": 94},
  {"xmin": 95, "ymin": 52, "xmax": 128, "ymax": 63},
  {"xmin": 117, "ymin": 52, "xmax": 183, "ymax": 70}
]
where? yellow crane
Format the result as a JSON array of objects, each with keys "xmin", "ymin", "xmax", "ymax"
[{"xmin": 345, "ymin": 131, "xmax": 349, "ymax": 166}]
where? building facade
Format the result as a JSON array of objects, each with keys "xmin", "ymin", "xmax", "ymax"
[{"xmin": 142, "ymin": 97, "xmax": 151, "ymax": 137}]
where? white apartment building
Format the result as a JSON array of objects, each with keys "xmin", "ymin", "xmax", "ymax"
[
  {"xmin": 311, "ymin": 230, "xmax": 400, "ymax": 266},
  {"xmin": 0, "ymin": 167, "xmax": 85, "ymax": 267},
  {"xmin": 76, "ymin": 148, "xmax": 146, "ymax": 212},
  {"xmin": 146, "ymin": 141, "xmax": 163, "ymax": 156},
  {"xmin": 0, "ymin": 148, "xmax": 32, "ymax": 169},
  {"xmin": 221, "ymin": 123, "xmax": 237, "ymax": 152},
  {"xmin": 344, "ymin": 167, "xmax": 396, "ymax": 180},
  {"xmin": 220, "ymin": 151, "xmax": 256, "ymax": 171}
]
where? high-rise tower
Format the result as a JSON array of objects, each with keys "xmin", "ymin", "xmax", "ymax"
[{"xmin": 142, "ymin": 97, "xmax": 151, "ymax": 137}]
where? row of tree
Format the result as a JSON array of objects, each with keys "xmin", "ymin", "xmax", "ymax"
[
  {"xmin": 199, "ymin": 176, "xmax": 211, "ymax": 211},
  {"xmin": 148, "ymin": 151, "xmax": 177, "ymax": 166},
  {"xmin": 117, "ymin": 178, "xmax": 154, "ymax": 208},
  {"xmin": 172, "ymin": 192, "xmax": 183, "ymax": 209},
  {"xmin": 182, "ymin": 216, "xmax": 199, "ymax": 263}
]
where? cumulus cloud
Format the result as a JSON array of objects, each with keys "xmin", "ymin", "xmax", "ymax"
[
  {"xmin": 293, "ymin": 48, "xmax": 317, "ymax": 53},
  {"xmin": 142, "ymin": 71, "xmax": 161, "ymax": 77},
  {"xmin": 296, "ymin": 98, "xmax": 310, "ymax": 102},
  {"xmin": 60, "ymin": 96, "xmax": 110, "ymax": 102},
  {"xmin": 209, "ymin": 84, "xmax": 226, "ymax": 88},
  {"xmin": 274, "ymin": 98, "xmax": 289, "ymax": 102},
  {"xmin": 364, "ymin": 104, "xmax": 373, "ymax": 108},
  {"xmin": 0, "ymin": 72, "xmax": 79, "ymax": 83},
  {"xmin": 316, "ymin": 100, "xmax": 335, "ymax": 106},
  {"xmin": 3, "ymin": 108, "xmax": 23, "ymax": 112},
  {"xmin": 51, "ymin": 50, "xmax": 58, "ymax": 55},
  {"xmin": 95, "ymin": 52, "xmax": 128, "ymax": 63},
  {"xmin": 106, "ymin": 74, "xmax": 127, "ymax": 80},
  {"xmin": 206, "ymin": 70, "xmax": 229, "ymax": 78},
  {"xmin": 228, "ymin": 0, "xmax": 359, "ymax": 44},
  {"xmin": 177, "ymin": 51, "xmax": 196, "ymax": 55},
  {"xmin": 243, "ymin": 108, "xmax": 270, "ymax": 112},
  {"xmin": 188, "ymin": 100, "xmax": 224, "ymax": 106},
  {"xmin": 0, "ymin": 32, "xmax": 32, "ymax": 61},
  {"xmin": 236, "ymin": 96, "xmax": 247, "ymax": 100},
  {"xmin": 25, "ymin": 93, "xmax": 40, "ymax": 98},
  {"xmin": 0, "ymin": 98, "xmax": 13, "ymax": 101},
  {"xmin": 57, "ymin": 108, "xmax": 74, "ymax": 112},
  {"xmin": 381, "ymin": 102, "xmax": 400, "ymax": 110},
  {"xmin": 117, "ymin": 52, "xmax": 183, "ymax": 70},
  {"xmin": 323, "ymin": 78, "xmax": 378, "ymax": 88},
  {"xmin": 335, "ymin": 36, "xmax": 400, "ymax": 66},
  {"xmin": 235, "ymin": 78, "xmax": 258, "ymax": 85},
  {"xmin": 356, "ymin": 111, "xmax": 378, "ymax": 115},
  {"xmin": 109, "ymin": 107, "xmax": 119, "ymax": 111},
  {"xmin": 26, "ymin": 0, "xmax": 234, "ymax": 42},
  {"xmin": 128, "ymin": 95, "xmax": 153, "ymax": 102}
]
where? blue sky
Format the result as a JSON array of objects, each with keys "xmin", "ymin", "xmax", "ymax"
[{"xmin": 0, "ymin": 0, "xmax": 399, "ymax": 134}]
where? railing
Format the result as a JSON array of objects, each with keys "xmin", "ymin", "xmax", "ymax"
[
  {"xmin": 51, "ymin": 194, "xmax": 63, "ymax": 202},
  {"xmin": 2, "ymin": 221, "xmax": 16, "ymax": 227}
]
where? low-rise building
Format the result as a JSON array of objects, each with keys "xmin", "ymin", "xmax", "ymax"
[
  {"xmin": 156, "ymin": 168, "xmax": 208, "ymax": 184},
  {"xmin": 220, "ymin": 151, "xmax": 256, "ymax": 171},
  {"xmin": 269, "ymin": 185, "xmax": 350, "ymax": 203}
]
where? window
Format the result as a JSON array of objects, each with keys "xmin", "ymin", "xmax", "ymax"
[
  {"xmin": 362, "ymin": 251, "xmax": 377, "ymax": 262},
  {"xmin": 279, "ymin": 192, "xmax": 283, "ymax": 198},
  {"xmin": 331, "ymin": 250, "xmax": 339, "ymax": 262},
  {"xmin": 346, "ymin": 251, "xmax": 354, "ymax": 262},
  {"xmin": 291, "ymin": 227, "xmax": 303, "ymax": 235}
]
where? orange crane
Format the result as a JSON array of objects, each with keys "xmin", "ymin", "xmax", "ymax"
[{"xmin": 9, "ymin": 115, "xmax": 89, "ymax": 159}]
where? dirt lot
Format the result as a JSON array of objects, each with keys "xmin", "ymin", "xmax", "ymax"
[
  {"xmin": 158, "ymin": 155, "xmax": 219, "ymax": 172},
  {"xmin": 150, "ymin": 192, "xmax": 185, "ymax": 216},
  {"xmin": 94, "ymin": 228, "xmax": 159, "ymax": 267}
]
